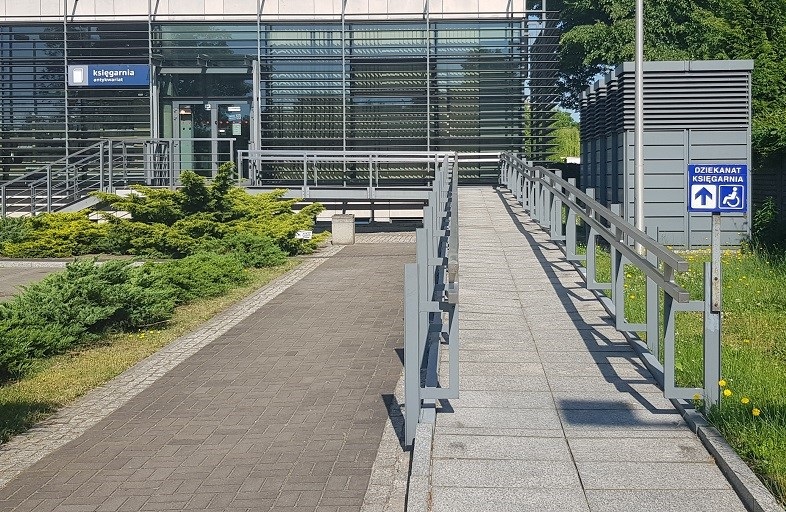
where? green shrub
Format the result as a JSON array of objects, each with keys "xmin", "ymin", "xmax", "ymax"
[
  {"xmin": 209, "ymin": 232, "xmax": 288, "ymax": 268},
  {"xmin": 748, "ymin": 196, "xmax": 786, "ymax": 252},
  {"xmin": 93, "ymin": 187, "xmax": 184, "ymax": 226},
  {"xmin": 101, "ymin": 220, "xmax": 203, "ymax": 259},
  {"xmin": 1, "ymin": 213, "xmax": 108, "ymax": 258},
  {"xmin": 0, "ymin": 260, "xmax": 176, "ymax": 379},
  {"xmin": 0, "ymin": 217, "xmax": 31, "ymax": 245},
  {"xmin": 0, "ymin": 253, "xmax": 252, "ymax": 381},
  {"xmin": 135, "ymin": 252, "xmax": 249, "ymax": 304}
]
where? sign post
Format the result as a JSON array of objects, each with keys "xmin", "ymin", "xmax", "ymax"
[{"xmin": 687, "ymin": 163, "xmax": 748, "ymax": 406}]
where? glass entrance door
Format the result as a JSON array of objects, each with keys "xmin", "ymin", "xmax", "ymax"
[{"xmin": 173, "ymin": 100, "xmax": 251, "ymax": 178}]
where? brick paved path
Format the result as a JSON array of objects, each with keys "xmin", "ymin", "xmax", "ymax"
[{"xmin": 0, "ymin": 242, "xmax": 413, "ymax": 512}]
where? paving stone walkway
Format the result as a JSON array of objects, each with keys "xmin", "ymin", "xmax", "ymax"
[
  {"xmin": 0, "ymin": 239, "xmax": 413, "ymax": 512},
  {"xmin": 430, "ymin": 187, "xmax": 748, "ymax": 512}
]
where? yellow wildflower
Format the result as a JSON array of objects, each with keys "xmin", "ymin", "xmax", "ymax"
[
  {"xmin": 718, "ymin": 379, "xmax": 727, "ymax": 387},
  {"xmin": 723, "ymin": 389, "xmax": 732, "ymax": 397},
  {"xmin": 693, "ymin": 393, "xmax": 702, "ymax": 401},
  {"xmin": 752, "ymin": 408, "xmax": 761, "ymax": 417},
  {"xmin": 741, "ymin": 397, "xmax": 750, "ymax": 404}
]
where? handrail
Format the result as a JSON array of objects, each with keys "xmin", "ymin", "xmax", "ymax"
[
  {"xmin": 501, "ymin": 153, "xmax": 689, "ymax": 301},
  {"xmin": 1, "ymin": 137, "xmax": 238, "ymax": 217},
  {"xmin": 403, "ymin": 153, "xmax": 459, "ymax": 448},
  {"xmin": 499, "ymin": 152, "xmax": 722, "ymax": 407}
]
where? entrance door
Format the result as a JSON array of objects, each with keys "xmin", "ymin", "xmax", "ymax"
[{"xmin": 173, "ymin": 100, "xmax": 251, "ymax": 178}]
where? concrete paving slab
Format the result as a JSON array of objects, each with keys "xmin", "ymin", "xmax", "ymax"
[
  {"xmin": 457, "ymin": 350, "xmax": 542, "ymax": 363},
  {"xmin": 436, "ymin": 407, "xmax": 563, "ymax": 430},
  {"xmin": 584, "ymin": 489, "xmax": 747, "ymax": 512},
  {"xmin": 558, "ymin": 408, "xmax": 686, "ymax": 430},
  {"xmin": 540, "ymin": 361, "xmax": 655, "ymax": 379},
  {"xmin": 458, "ymin": 375, "xmax": 549, "ymax": 391},
  {"xmin": 432, "ymin": 488, "xmax": 590, "ymax": 512},
  {"xmin": 457, "ymin": 362, "xmax": 546, "ymax": 376},
  {"xmin": 433, "ymin": 426, "xmax": 566, "ymax": 438},
  {"xmin": 551, "ymin": 391, "xmax": 676, "ymax": 411},
  {"xmin": 433, "ymin": 435, "xmax": 570, "ymax": 460},
  {"xmin": 536, "ymin": 349, "xmax": 638, "ymax": 363},
  {"xmin": 568, "ymin": 437, "xmax": 714, "ymax": 463},
  {"xmin": 546, "ymin": 375, "xmax": 660, "ymax": 393},
  {"xmin": 444, "ymin": 390, "xmax": 554, "ymax": 409},
  {"xmin": 432, "ymin": 459, "xmax": 581, "ymax": 488},
  {"xmin": 577, "ymin": 461, "xmax": 737, "ymax": 490}
]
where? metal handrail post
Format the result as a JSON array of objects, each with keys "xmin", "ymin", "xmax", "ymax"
[
  {"xmin": 703, "ymin": 261, "xmax": 721, "ymax": 407},
  {"xmin": 403, "ymin": 263, "xmax": 420, "ymax": 447},
  {"xmin": 169, "ymin": 140, "xmax": 175, "ymax": 189},
  {"xmin": 122, "ymin": 141, "xmax": 128, "ymax": 184},
  {"xmin": 99, "ymin": 141, "xmax": 105, "ymax": 191},
  {"xmin": 46, "ymin": 165, "xmax": 52, "ymax": 213},
  {"xmin": 646, "ymin": 246, "xmax": 660, "ymax": 358},
  {"xmin": 302, "ymin": 156, "xmax": 307, "ymax": 194},
  {"xmin": 565, "ymin": 178, "xmax": 583, "ymax": 261},
  {"xmin": 108, "ymin": 143, "xmax": 114, "ymax": 193}
]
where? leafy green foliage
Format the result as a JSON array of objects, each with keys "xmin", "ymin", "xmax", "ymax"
[
  {"xmin": 2, "ymin": 163, "xmax": 325, "ymax": 261},
  {"xmin": 135, "ymin": 252, "xmax": 248, "ymax": 305},
  {"xmin": 0, "ymin": 161, "xmax": 325, "ymax": 380},
  {"xmin": 0, "ymin": 217, "xmax": 31, "ymax": 245},
  {"xmin": 548, "ymin": 111, "xmax": 581, "ymax": 162},
  {"xmin": 0, "ymin": 253, "xmax": 249, "ymax": 381},
  {"xmin": 746, "ymin": 196, "xmax": 786, "ymax": 252},
  {"xmin": 1, "ymin": 213, "xmax": 109, "ymax": 258},
  {"xmin": 556, "ymin": 0, "xmax": 786, "ymax": 161}
]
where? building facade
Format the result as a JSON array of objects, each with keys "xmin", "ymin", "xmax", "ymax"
[{"xmin": 1, "ymin": 0, "xmax": 559, "ymax": 179}]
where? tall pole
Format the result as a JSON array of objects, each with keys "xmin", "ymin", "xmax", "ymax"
[{"xmin": 634, "ymin": 0, "xmax": 645, "ymax": 246}]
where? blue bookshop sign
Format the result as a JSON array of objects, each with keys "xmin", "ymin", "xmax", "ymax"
[
  {"xmin": 68, "ymin": 64, "xmax": 150, "ymax": 87},
  {"xmin": 687, "ymin": 164, "xmax": 748, "ymax": 214}
]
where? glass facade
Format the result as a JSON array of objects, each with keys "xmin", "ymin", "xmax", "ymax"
[{"xmin": 1, "ymin": 12, "xmax": 559, "ymax": 180}]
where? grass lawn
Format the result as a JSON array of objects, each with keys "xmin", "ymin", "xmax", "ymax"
[
  {"xmin": 0, "ymin": 258, "xmax": 301, "ymax": 444},
  {"xmin": 586, "ymin": 246, "xmax": 786, "ymax": 506}
]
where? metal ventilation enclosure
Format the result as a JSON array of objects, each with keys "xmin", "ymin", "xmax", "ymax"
[
  {"xmin": 580, "ymin": 60, "xmax": 754, "ymax": 247},
  {"xmin": 0, "ymin": 1, "xmax": 561, "ymax": 182}
]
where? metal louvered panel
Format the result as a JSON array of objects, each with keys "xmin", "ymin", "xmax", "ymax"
[
  {"xmin": 579, "ymin": 60, "xmax": 753, "ymax": 248},
  {"xmin": 616, "ymin": 61, "xmax": 753, "ymax": 131}
]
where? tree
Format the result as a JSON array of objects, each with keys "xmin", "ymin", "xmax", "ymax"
[
  {"xmin": 555, "ymin": 0, "xmax": 786, "ymax": 162},
  {"xmin": 548, "ymin": 111, "xmax": 581, "ymax": 162}
]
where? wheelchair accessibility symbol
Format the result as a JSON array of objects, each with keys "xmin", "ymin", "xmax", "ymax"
[{"xmin": 719, "ymin": 185, "xmax": 744, "ymax": 210}]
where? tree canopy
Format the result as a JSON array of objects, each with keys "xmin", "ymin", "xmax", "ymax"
[{"xmin": 555, "ymin": 0, "xmax": 786, "ymax": 163}]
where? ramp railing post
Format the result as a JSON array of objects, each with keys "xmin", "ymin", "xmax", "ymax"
[{"xmin": 404, "ymin": 263, "xmax": 420, "ymax": 447}]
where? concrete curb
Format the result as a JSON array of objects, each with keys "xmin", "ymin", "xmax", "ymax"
[
  {"xmin": 406, "ymin": 422, "xmax": 434, "ymax": 512},
  {"xmin": 679, "ymin": 406, "xmax": 784, "ymax": 512}
]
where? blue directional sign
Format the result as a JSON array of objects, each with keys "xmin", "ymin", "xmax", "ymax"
[
  {"xmin": 687, "ymin": 164, "xmax": 748, "ymax": 213},
  {"xmin": 68, "ymin": 64, "xmax": 150, "ymax": 87}
]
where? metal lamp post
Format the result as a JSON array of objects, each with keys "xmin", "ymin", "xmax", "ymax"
[{"xmin": 634, "ymin": 0, "xmax": 645, "ymax": 247}]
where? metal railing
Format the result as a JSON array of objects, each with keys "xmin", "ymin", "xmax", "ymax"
[
  {"xmin": 500, "ymin": 152, "xmax": 722, "ymax": 406},
  {"xmin": 238, "ymin": 150, "xmax": 457, "ymax": 198},
  {"xmin": 1, "ymin": 140, "xmax": 133, "ymax": 217},
  {"xmin": 403, "ymin": 153, "xmax": 460, "ymax": 447},
  {"xmin": 1, "ymin": 138, "xmax": 236, "ymax": 217}
]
